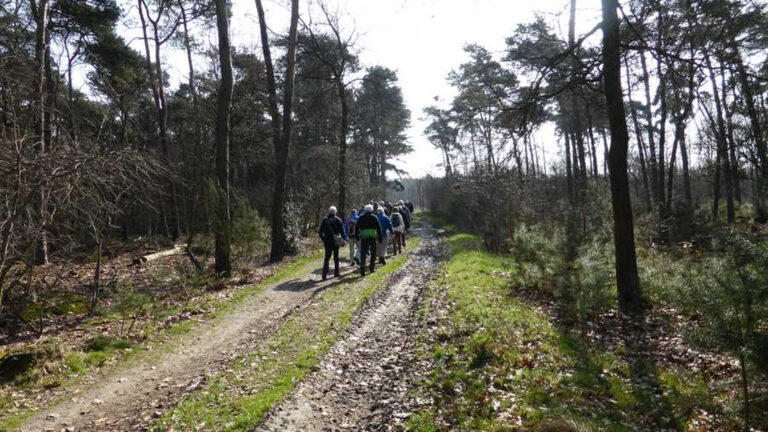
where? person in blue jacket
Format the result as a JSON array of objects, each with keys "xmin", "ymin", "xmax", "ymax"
[{"xmin": 376, "ymin": 207, "xmax": 394, "ymax": 265}]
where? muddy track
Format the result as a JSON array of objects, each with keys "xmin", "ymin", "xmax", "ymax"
[
  {"xmin": 18, "ymin": 261, "xmax": 360, "ymax": 432},
  {"xmin": 257, "ymin": 226, "xmax": 445, "ymax": 432}
]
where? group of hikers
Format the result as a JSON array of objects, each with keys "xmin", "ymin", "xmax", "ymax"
[{"xmin": 318, "ymin": 200, "xmax": 415, "ymax": 280}]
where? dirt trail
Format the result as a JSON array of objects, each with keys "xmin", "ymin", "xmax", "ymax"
[
  {"xmin": 19, "ymin": 260, "xmax": 359, "ymax": 432},
  {"xmin": 257, "ymin": 226, "xmax": 444, "ymax": 432}
]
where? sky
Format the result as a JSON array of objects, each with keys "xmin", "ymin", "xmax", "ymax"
[{"xmin": 111, "ymin": 0, "xmax": 605, "ymax": 178}]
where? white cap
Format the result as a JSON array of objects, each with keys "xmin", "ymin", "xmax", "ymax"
[{"xmin": 329, "ymin": 206, "xmax": 337, "ymax": 215}]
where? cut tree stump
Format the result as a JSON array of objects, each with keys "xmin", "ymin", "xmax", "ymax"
[{"xmin": 132, "ymin": 245, "xmax": 186, "ymax": 266}]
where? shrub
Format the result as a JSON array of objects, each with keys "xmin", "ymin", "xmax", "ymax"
[
  {"xmin": 675, "ymin": 232, "xmax": 768, "ymax": 429},
  {"xmin": 231, "ymin": 194, "xmax": 270, "ymax": 259},
  {"xmin": 569, "ymin": 240, "xmax": 616, "ymax": 322},
  {"xmin": 112, "ymin": 290, "xmax": 151, "ymax": 338},
  {"xmin": 84, "ymin": 335, "xmax": 132, "ymax": 352}
]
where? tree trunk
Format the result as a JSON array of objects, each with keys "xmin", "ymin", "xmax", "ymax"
[
  {"xmin": 337, "ymin": 79, "xmax": 348, "ymax": 212},
  {"xmin": 150, "ymin": 8, "xmax": 181, "ymax": 240},
  {"xmin": 90, "ymin": 225, "xmax": 106, "ymax": 315},
  {"xmin": 706, "ymin": 54, "xmax": 734, "ymax": 223},
  {"xmin": 213, "ymin": 0, "xmax": 233, "ymax": 276},
  {"xmin": 43, "ymin": 24, "xmax": 55, "ymax": 150},
  {"xmin": 568, "ymin": 0, "xmax": 587, "ymax": 187},
  {"xmin": 587, "ymin": 106, "xmax": 599, "ymax": 178},
  {"xmin": 602, "ymin": 0, "xmax": 642, "ymax": 317},
  {"xmin": 179, "ymin": 0, "xmax": 206, "ymax": 228},
  {"xmin": 137, "ymin": 0, "xmax": 171, "ymax": 238},
  {"xmin": 625, "ymin": 57, "xmax": 652, "ymax": 212},
  {"xmin": 601, "ymin": 129, "xmax": 609, "ymax": 176},
  {"xmin": 655, "ymin": 13, "xmax": 668, "ymax": 222},
  {"xmin": 739, "ymin": 352, "xmax": 751, "ymax": 432},
  {"xmin": 255, "ymin": 0, "xmax": 300, "ymax": 262},
  {"xmin": 640, "ymin": 52, "xmax": 659, "ymax": 207},
  {"xmin": 722, "ymin": 68, "xmax": 741, "ymax": 204},
  {"xmin": 565, "ymin": 132, "xmax": 573, "ymax": 200},
  {"xmin": 679, "ymin": 121, "xmax": 693, "ymax": 210},
  {"xmin": 31, "ymin": 0, "xmax": 50, "ymax": 265},
  {"xmin": 666, "ymin": 133, "xmax": 679, "ymax": 212},
  {"xmin": 731, "ymin": 42, "xmax": 767, "ymax": 221}
]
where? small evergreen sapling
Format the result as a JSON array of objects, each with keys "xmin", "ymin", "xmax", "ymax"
[{"xmin": 681, "ymin": 233, "xmax": 768, "ymax": 430}]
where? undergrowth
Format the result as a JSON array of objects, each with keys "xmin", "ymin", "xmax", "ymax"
[
  {"xmin": 407, "ymin": 229, "xmax": 740, "ymax": 431},
  {"xmin": 0, "ymin": 252, "xmax": 320, "ymax": 430}
]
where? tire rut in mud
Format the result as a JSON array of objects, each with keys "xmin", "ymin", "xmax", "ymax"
[{"xmin": 258, "ymin": 227, "xmax": 445, "ymax": 431}]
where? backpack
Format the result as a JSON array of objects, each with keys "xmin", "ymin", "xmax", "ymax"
[{"xmin": 392, "ymin": 214, "xmax": 401, "ymax": 228}]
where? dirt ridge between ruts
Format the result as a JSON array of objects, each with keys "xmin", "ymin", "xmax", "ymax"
[
  {"xmin": 257, "ymin": 225, "xmax": 445, "ymax": 431},
  {"xmin": 17, "ymin": 260, "xmax": 359, "ymax": 432}
]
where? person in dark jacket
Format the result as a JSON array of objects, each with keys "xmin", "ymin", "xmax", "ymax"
[
  {"xmin": 355, "ymin": 204, "xmax": 383, "ymax": 276},
  {"xmin": 406, "ymin": 201, "xmax": 415, "ymax": 214},
  {"xmin": 319, "ymin": 206, "xmax": 346, "ymax": 280},
  {"xmin": 398, "ymin": 200, "xmax": 411, "ymax": 247}
]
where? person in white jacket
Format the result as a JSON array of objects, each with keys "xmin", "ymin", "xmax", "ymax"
[{"xmin": 390, "ymin": 207, "xmax": 405, "ymax": 255}]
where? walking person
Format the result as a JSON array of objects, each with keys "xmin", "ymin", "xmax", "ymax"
[
  {"xmin": 391, "ymin": 207, "xmax": 404, "ymax": 256},
  {"xmin": 376, "ymin": 207, "xmax": 393, "ymax": 265},
  {"xmin": 355, "ymin": 204, "xmax": 382, "ymax": 276},
  {"xmin": 319, "ymin": 206, "xmax": 346, "ymax": 280},
  {"xmin": 398, "ymin": 200, "xmax": 411, "ymax": 247},
  {"xmin": 347, "ymin": 209, "xmax": 359, "ymax": 266}
]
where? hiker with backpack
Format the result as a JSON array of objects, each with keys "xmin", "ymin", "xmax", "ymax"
[
  {"xmin": 319, "ymin": 206, "xmax": 347, "ymax": 280},
  {"xmin": 391, "ymin": 207, "xmax": 405, "ymax": 256},
  {"xmin": 347, "ymin": 209, "xmax": 359, "ymax": 265},
  {"xmin": 376, "ymin": 207, "xmax": 394, "ymax": 265},
  {"xmin": 355, "ymin": 204, "xmax": 383, "ymax": 276},
  {"xmin": 398, "ymin": 200, "xmax": 411, "ymax": 247}
]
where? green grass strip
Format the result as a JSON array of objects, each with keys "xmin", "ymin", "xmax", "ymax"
[
  {"xmin": 155, "ymin": 238, "xmax": 421, "ymax": 431},
  {"xmin": 406, "ymin": 233, "xmax": 730, "ymax": 432}
]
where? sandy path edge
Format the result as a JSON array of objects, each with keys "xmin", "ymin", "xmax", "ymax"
[{"xmin": 18, "ymin": 258, "xmax": 361, "ymax": 432}]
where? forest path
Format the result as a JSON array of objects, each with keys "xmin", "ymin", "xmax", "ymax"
[
  {"xmin": 19, "ymin": 256, "xmax": 359, "ymax": 432},
  {"xmin": 256, "ymin": 225, "xmax": 445, "ymax": 432}
]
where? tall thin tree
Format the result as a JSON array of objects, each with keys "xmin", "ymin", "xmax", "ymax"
[
  {"xmin": 254, "ymin": 0, "xmax": 301, "ymax": 262},
  {"xmin": 602, "ymin": 0, "xmax": 643, "ymax": 317},
  {"xmin": 213, "ymin": 0, "xmax": 233, "ymax": 276}
]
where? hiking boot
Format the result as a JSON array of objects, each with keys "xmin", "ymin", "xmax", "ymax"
[{"xmin": 334, "ymin": 272, "xmax": 340, "ymax": 277}]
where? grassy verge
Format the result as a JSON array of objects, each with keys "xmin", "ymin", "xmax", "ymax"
[
  {"xmin": 0, "ymin": 253, "xmax": 320, "ymax": 431},
  {"xmin": 406, "ymin": 232, "xmax": 735, "ymax": 432},
  {"xmin": 154, "ymin": 237, "xmax": 422, "ymax": 431}
]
